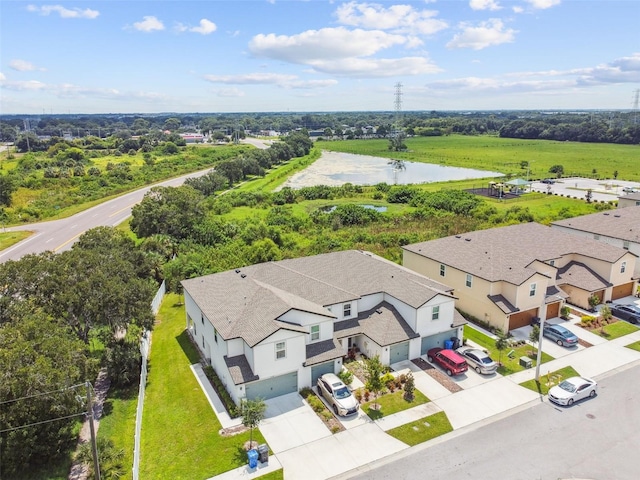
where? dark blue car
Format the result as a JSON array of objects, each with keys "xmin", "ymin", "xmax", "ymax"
[{"xmin": 543, "ymin": 324, "xmax": 579, "ymax": 347}]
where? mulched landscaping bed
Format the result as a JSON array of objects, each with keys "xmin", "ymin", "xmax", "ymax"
[
  {"xmin": 578, "ymin": 338, "xmax": 594, "ymax": 348},
  {"xmin": 411, "ymin": 358, "xmax": 462, "ymax": 393}
]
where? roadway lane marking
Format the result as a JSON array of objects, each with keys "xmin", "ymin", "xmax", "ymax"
[
  {"xmin": 54, "ymin": 232, "xmax": 83, "ymax": 252},
  {"xmin": 0, "ymin": 232, "xmax": 41, "ymax": 259},
  {"xmin": 46, "ymin": 238, "xmax": 53, "ymax": 243},
  {"xmin": 109, "ymin": 203, "xmax": 137, "ymax": 218}
]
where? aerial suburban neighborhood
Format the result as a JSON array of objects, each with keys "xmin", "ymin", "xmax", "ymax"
[{"xmin": 2, "ymin": 1, "xmax": 640, "ymax": 479}]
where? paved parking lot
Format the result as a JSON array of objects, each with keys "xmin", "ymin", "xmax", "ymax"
[{"xmin": 530, "ymin": 176, "xmax": 640, "ymax": 203}]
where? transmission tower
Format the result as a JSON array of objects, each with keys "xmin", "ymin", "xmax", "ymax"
[
  {"xmin": 394, "ymin": 82, "xmax": 403, "ymax": 133},
  {"xmin": 633, "ymin": 89, "xmax": 639, "ymax": 124}
]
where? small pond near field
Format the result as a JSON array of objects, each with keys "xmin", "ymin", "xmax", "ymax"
[{"xmin": 279, "ymin": 151, "xmax": 504, "ymax": 190}]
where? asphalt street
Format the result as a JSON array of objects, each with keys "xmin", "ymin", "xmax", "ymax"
[
  {"xmin": 0, "ymin": 139, "xmax": 272, "ymax": 264},
  {"xmin": 345, "ymin": 363, "xmax": 640, "ymax": 480}
]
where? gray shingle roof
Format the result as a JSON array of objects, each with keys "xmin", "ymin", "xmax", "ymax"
[
  {"xmin": 488, "ymin": 294, "xmax": 519, "ymax": 314},
  {"xmin": 304, "ymin": 339, "xmax": 343, "ymax": 366},
  {"xmin": 551, "ymin": 206, "xmax": 640, "ymax": 243},
  {"xmin": 224, "ymin": 355, "xmax": 259, "ymax": 385},
  {"xmin": 557, "ymin": 261, "xmax": 611, "ymax": 292},
  {"xmin": 182, "ymin": 250, "xmax": 454, "ymax": 347},
  {"xmin": 403, "ymin": 222, "xmax": 629, "ymax": 286},
  {"xmin": 334, "ymin": 301, "xmax": 419, "ymax": 347}
]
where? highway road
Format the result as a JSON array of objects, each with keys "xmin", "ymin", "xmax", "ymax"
[
  {"xmin": 0, "ymin": 168, "xmax": 218, "ymax": 263},
  {"xmin": 344, "ymin": 363, "xmax": 640, "ymax": 480},
  {"xmin": 0, "ymin": 139, "xmax": 274, "ymax": 264}
]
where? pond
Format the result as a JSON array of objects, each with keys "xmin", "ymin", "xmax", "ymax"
[
  {"xmin": 279, "ymin": 151, "xmax": 504, "ymax": 189},
  {"xmin": 320, "ymin": 205, "xmax": 388, "ymax": 213}
]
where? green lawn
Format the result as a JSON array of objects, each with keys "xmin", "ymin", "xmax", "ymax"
[
  {"xmin": 588, "ymin": 320, "xmax": 639, "ymax": 340},
  {"xmin": 361, "ymin": 389, "xmax": 429, "ymax": 420},
  {"xmin": 0, "ymin": 229, "xmax": 31, "ymax": 250},
  {"xmin": 463, "ymin": 325, "xmax": 554, "ymax": 375},
  {"xmin": 139, "ymin": 293, "xmax": 267, "ymax": 480},
  {"xmin": 386, "ymin": 411, "xmax": 453, "ymax": 446},
  {"xmin": 519, "ymin": 366, "xmax": 581, "ymax": 395},
  {"xmin": 625, "ymin": 340, "xmax": 640, "ymax": 352}
]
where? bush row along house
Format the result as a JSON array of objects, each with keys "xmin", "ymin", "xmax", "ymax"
[
  {"xmin": 182, "ymin": 250, "xmax": 465, "ymax": 403},
  {"xmin": 403, "ymin": 221, "xmax": 638, "ymax": 333}
]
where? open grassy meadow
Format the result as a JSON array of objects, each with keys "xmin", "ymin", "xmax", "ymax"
[{"xmin": 319, "ymin": 135, "xmax": 640, "ymax": 181}]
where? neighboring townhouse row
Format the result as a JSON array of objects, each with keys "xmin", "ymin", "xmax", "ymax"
[
  {"xmin": 402, "ymin": 222, "xmax": 638, "ymax": 333},
  {"xmin": 617, "ymin": 192, "xmax": 640, "ymax": 209},
  {"xmin": 182, "ymin": 250, "xmax": 466, "ymax": 403},
  {"xmin": 551, "ymin": 205, "xmax": 640, "ymax": 276}
]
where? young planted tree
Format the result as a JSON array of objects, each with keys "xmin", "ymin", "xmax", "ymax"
[
  {"xmin": 364, "ymin": 355, "xmax": 385, "ymax": 410},
  {"xmin": 403, "ymin": 372, "xmax": 415, "ymax": 402},
  {"xmin": 241, "ymin": 398, "xmax": 266, "ymax": 450},
  {"xmin": 494, "ymin": 329, "xmax": 509, "ymax": 366},
  {"xmin": 529, "ymin": 325, "xmax": 540, "ymax": 358}
]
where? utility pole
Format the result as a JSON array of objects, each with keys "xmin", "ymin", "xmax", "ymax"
[
  {"xmin": 86, "ymin": 381, "xmax": 101, "ymax": 480},
  {"xmin": 534, "ymin": 300, "xmax": 547, "ymax": 382}
]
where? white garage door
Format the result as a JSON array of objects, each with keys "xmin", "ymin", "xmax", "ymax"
[
  {"xmin": 245, "ymin": 371, "xmax": 298, "ymax": 401},
  {"xmin": 311, "ymin": 361, "xmax": 335, "ymax": 386}
]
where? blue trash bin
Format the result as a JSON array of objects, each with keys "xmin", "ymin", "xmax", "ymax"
[
  {"xmin": 248, "ymin": 449, "xmax": 258, "ymax": 468},
  {"xmin": 444, "ymin": 340, "xmax": 453, "ymax": 350}
]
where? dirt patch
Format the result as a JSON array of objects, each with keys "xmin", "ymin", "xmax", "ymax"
[
  {"xmin": 412, "ymin": 358, "xmax": 462, "ymax": 393},
  {"xmin": 344, "ymin": 359, "xmax": 368, "ymax": 384},
  {"xmin": 578, "ymin": 338, "xmax": 594, "ymax": 348},
  {"xmin": 220, "ymin": 424, "xmax": 249, "ymax": 436}
]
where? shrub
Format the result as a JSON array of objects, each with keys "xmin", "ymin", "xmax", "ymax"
[
  {"xmin": 364, "ymin": 389, "xmax": 370, "ymax": 402},
  {"xmin": 560, "ymin": 305, "xmax": 571, "ymax": 319},
  {"xmin": 354, "ymin": 389, "xmax": 363, "ymax": 403},
  {"xmin": 338, "ymin": 369, "xmax": 353, "ymax": 386},
  {"xmin": 203, "ymin": 366, "xmax": 239, "ymax": 418},
  {"xmin": 581, "ymin": 315, "xmax": 596, "ymax": 326}
]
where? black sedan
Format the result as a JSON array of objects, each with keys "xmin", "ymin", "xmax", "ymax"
[{"xmin": 609, "ymin": 304, "xmax": 640, "ymax": 324}]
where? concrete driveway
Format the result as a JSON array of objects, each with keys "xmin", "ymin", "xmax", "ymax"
[{"xmin": 259, "ymin": 392, "xmax": 331, "ymax": 454}]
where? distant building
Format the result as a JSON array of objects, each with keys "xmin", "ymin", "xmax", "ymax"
[
  {"xmin": 179, "ymin": 133, "xmax": 204, "ymax": 143},
  {"xmin": 618, "ymin": 192, "xmax": 640, "ymax": 209}
]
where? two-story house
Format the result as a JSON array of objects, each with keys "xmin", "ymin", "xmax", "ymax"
[
  {"xmin": 552, "ymin": 206, "xmax": 640, "ymax": 277},
  {"xmin": 181, "ymin": 250, "xmax": 465, "ymax": 403},
  {"xmin": 402, "ymin": 222, "xmax": 637, "ymax": 333}
]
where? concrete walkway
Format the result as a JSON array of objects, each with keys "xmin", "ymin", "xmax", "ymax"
[{"xmin": 199, "ymin": 323, "xmax": 640, "ymax": 480}]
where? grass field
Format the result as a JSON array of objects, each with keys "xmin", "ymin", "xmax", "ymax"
[
  {"xmin": 319, "ymin": 135, "xmax": 640, "ymax": 181},
  {"xmin": 386, "ymin": 411, "xmax": 453, "ymax": 446},
  {"xmin": 138, "ymin": 293, "xmax": 267, "ymax": 480},
  {"xmin": 519, "ymin": 366, "xmax": 581, "ymax": 395}
]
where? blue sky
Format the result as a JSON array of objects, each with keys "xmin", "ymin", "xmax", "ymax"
[{"xmin": 1, "ymin": 0, "xmax": 639, "ymax": 114}]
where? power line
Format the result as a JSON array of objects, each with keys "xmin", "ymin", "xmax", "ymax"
[
  {"xmin": 0, "ymin": 382, "xmax": 86, "ymax": 406},
  {"xmin": 0, "ymin": 411, "xmax": 86, "ymax": 434}
]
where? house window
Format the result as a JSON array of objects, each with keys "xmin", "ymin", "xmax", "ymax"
[
  {"xmin": 343, "ymin": 303, "xmax": 351, "ymax": 317},
  {"xmin": 549, "ymin": 260, "xmax": 555, "ymax": 267},
  {"xmin": 310, "ymin": 325, "xmax": 320, "ymax": 341},
  {"xmin": 440, "ymin": 264, "xmax": 446, "ymax": 277},
  {"xmin": 201, "ymin": 314, "xmax": 204, "ymax": 325},
  {"xmin": 621, "ymin": 262, "xmax": 626, "ymax": 273},
  {"xmin": 432, "ymin": 305, "xmax": 440, "ymax": 321},
  {"xmin": 623, "ymin": 241, "xmax": 630, "ymax": 250},
  {"xmin": 594, "ymin": 234, "xmax": 600, "ymax": 240},
  {"xmin": 275, "ymin": 342, "xmax": 286, "ymax": 360},
  {"xmin": 213, "ymin": 327, "xmax": 218, "ymax": 343},
  {"xmin": 529, "ymin": 283, "xmax": 537, "ymax": 297},
  {"xmin": 465, "ymin": 274, "xmax": 473, "ymax": 288}
]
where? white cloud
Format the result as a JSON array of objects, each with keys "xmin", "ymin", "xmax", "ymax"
[
  {"xmin": 0, "ymin": 72, "xmax": 5, "ymax": 81},
  {"xmin": 9, "ymin": 59, "xmax": 45, "ymax": 72},
  {"xmin": 26, "ymin": 4, "xmax": 99, "ymax": 19},
  {"xmin": 133, "ymin": 16, "xmax": 165, "ymax": 33},
  {"xmin": 176, "ymin": 18, "xmax": 217, "ymax": 35},
  {"xmin": 309, "ymin": 56, "xmax": 441, "ymax": 78},
  {"xmin": 204, "ymin": 73, "xmax": 298, "ymax": 85},
  {"xmin": 425, "ymin": 53, "xmax": 640, "ymax": 96},
  {"xmin": 250, "ymin": 27, "xmax": 408, "ymax": 63},
  {"xmin": 204, "ymin": 73, "xmax": 337, "ymax": 89},
  {"xmin": 525, "ymin": 0, "xmax": 562, "ymax": 9},
  {"xmin": 469, "ymin": 0, "xmax": 502, "ymax": 11},
  {"xmin": 216, "ymin": 88, "xmax": 245, "ymax": 98},
  {"xmin": 334, "ymin": 1, "xmax": 448, "ymax": 35},
  {"xmin": 191, "ymin": 19, "xmax": 217, "ymax": 35},
  {"xmin": 447, "ymin": 19, "xmax": 516, "ymax": 50}
]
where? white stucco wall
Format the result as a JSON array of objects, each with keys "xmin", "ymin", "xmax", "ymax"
[{"xmin": 252, "ymin": 329, "xmax": 306, "ymax": 378}]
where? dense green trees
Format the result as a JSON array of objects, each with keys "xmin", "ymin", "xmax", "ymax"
[{"xmin": 0, "ymin": 227, "xmax": 158, "ymax": 474}]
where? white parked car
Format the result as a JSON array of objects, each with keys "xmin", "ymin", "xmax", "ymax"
[
  {"xmin": 548, "ymin": 376, "xmax": 598, "ymax": 406},
  {"xmin": 317, "ymin": 373, "xmax": 359, "ymax": 416}
]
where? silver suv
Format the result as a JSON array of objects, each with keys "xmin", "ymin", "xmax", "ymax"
[{"xmin": 317, "ymin": 373, "xmax": 359, "ymax": 416}]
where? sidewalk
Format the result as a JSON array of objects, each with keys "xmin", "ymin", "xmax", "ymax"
[{"xmin": 200, "ymin": 327, "xmax": 640, "ymax": 480}]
